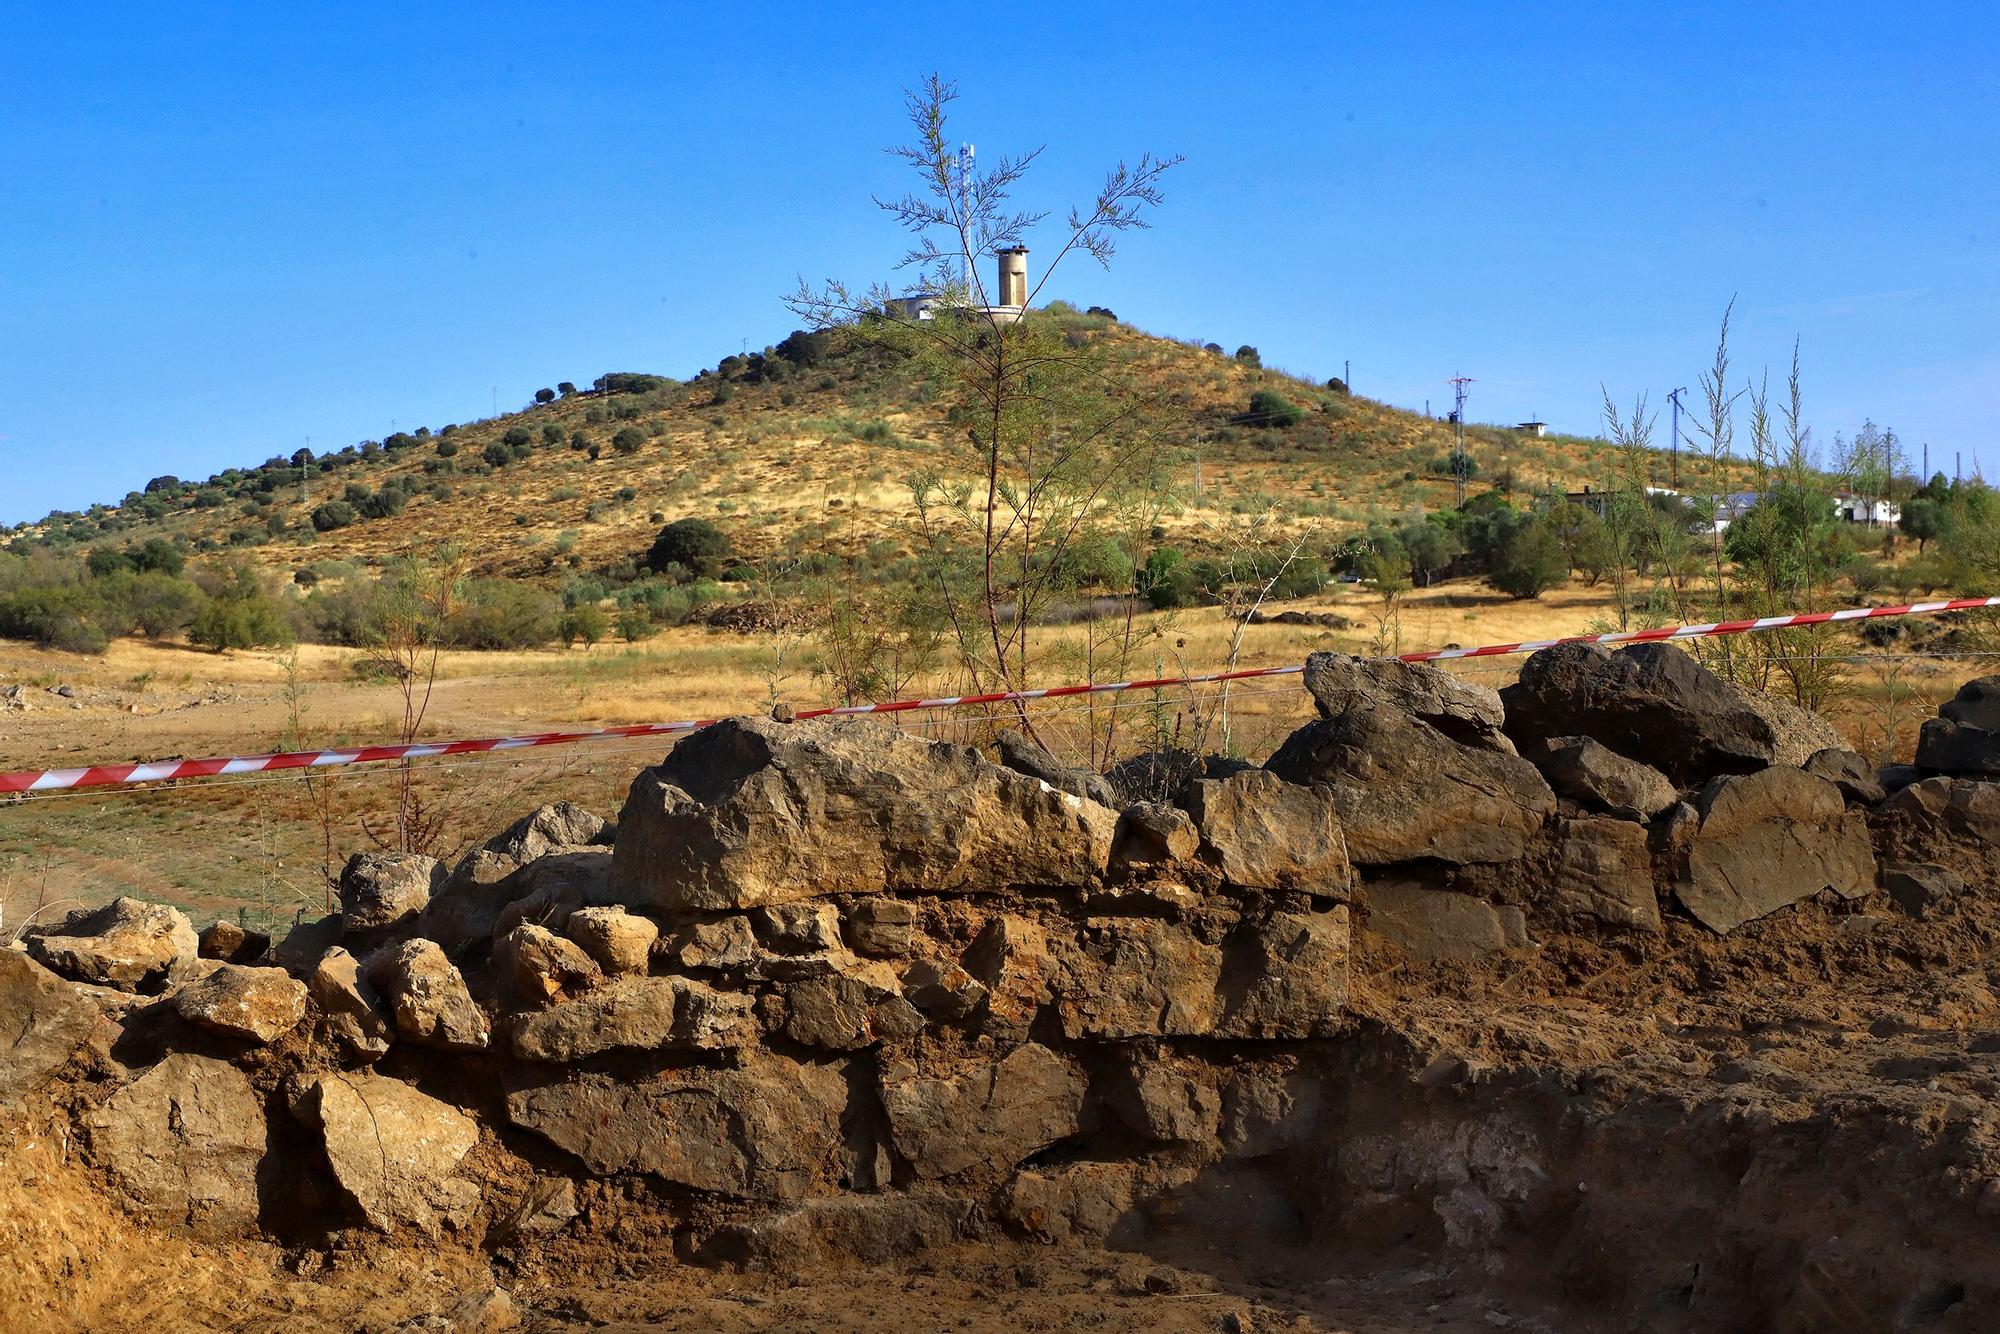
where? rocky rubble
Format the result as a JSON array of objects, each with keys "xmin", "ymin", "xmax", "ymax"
[{"xmin": 7, "ymin": 642, "xmax": 2000, "ymax": 1330}]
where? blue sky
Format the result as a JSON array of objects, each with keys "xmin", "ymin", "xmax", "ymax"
[{"xmin": 4, "ymin": 2, "xmax": 1996, "ymax": 523}]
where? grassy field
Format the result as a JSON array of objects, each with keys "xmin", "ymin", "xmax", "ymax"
[{"xmin": 1, "ymin": 572, "xmax": 1982, "ymax": 940}]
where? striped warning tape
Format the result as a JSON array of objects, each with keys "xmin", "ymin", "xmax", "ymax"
[{"xmin": 3, "ymin": 595, "xmax": 1995, "ymax": 795}]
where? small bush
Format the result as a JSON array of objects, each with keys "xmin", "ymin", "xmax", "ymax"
[
  {"xmin": 1234, "ymin": 345, "xmax": 1261, "ymax": 367},
  {"xmin": 612, "ymin": 427, "xmax": 646, "ymax": 456},
  {"xmin": 311, "ymin": 500, "xmax": 357, "ymax": 532},
  {"xmin": 534, "ymin": 387, "xmax": 556, "ymax": 404}
]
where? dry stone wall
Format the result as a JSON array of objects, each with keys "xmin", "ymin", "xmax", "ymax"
[{"xmin": 6, "ymin": 643, "xmax": 2000, "ymax": 1325}]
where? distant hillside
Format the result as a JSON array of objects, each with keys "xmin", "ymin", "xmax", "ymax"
[{"xmin": 9, "ymin": 308, "xmax": 1683, "ymax": 586}]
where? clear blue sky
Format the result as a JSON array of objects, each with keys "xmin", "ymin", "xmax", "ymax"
[{"xmin": 4, "ymin": 2, "xmax": 1997, "ymax": 524}]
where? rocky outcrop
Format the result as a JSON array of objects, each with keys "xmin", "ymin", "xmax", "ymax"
[
  {"xmin": 565, "ymin": 906, "xmax": 657, "ymax": 975},
  {"xmin": 1913, "ymin": 676, "xmax": 2000, "ymax": 776},
  {"xmin": 419, "ymin": 801, "xmax": 611, "ymax": 957},
  {"xmin": 509, "ymin": 974, "xmax": 754, "ymax": 1061},
  {"xmin": 1676, "ymin": 768, "xmax": 1875, "ymax": 932},
  {"xmin": 367, "ymin": 939, "xmax": 490, "ymax": 1052},
  {"xmin": 308, "ymin": 947, "xmax": 393, "ymax": 1059},
  {"xmin": 1185, "ymin": 769, "xmax": 1353, "ymax": 895},
  {"xmin": 995, "ymin": 729, "xmax": 1119, "ymax": 808},
  {"xmin": 1361, "ymin": 882, "xmax": 1528, "ymax": 961},
  {"xmin": 24, "ymin": 897, "xmax": 197, "ymax": 992},
  {"xmin": 197, "ymin": 919, "xmax": 268, "ymax": 964},
  {"xmin": 609, "ymin": 716, "xmax": 1119, "ymax": 910}
]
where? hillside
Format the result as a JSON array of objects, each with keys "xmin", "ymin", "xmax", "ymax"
[{"xmin": 12, "ymin": 309, "xmax": 1694, "ymax": 586}]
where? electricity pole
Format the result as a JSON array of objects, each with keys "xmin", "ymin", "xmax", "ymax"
[
  {"xmin": 1447, "ymin": 374, "xmax": 1475, "ymax": 507},
  {"xmin": 1344, "ymin": 359, "xmax": 1350, "ymax": 392},
  {"xmin": 1667, "ymin": 387, "xmax": 1688, "ymax": 489}
]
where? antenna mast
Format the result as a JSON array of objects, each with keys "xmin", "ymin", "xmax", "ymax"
[{"xmin": 1447, "ymin": 375, "xmax": 1475, "ymax": 507}]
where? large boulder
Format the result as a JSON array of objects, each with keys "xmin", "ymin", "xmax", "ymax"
[
  {"xmin": 1302, "ymin": 652, "xmax": 1513, "ymax": 753},
  {"xmin": 609, "ymin": 716, "xmax": 1119, "ymax": 911},
  {"xmin": 774, "ymin": 960, "xmax": 925, "ymax": 1051},
  {"xmin": 337, "ymin": 852, "xmax": 442, "ymax": 932},
  {"xmin": 291, "ymin": 1072, "xmax": 479, "ymax": 1236},
  {"xmin": 497, "ymin": 923, "xmax": 601, "ymax": 1005},
  {"xmin": 1941, "ymin": 676, "xmax": 2000, "ymax": 731},
  {"xmin": 1266, "ymin": 708, "xmax": 1554, "ymax": 866},
  {"xmin": 1675, "ymin": 767, "xmax": 1875, "ymax": 933},
  {"xmin": 24, "ymin": 897, "xmax": 197, "ymax": 992},
  {"xmin": 1915, "ymin": 719, "xmax": 2000, "ymax": 776},
  {"xmin": 1184, "ymin": 769, "xmax": 1354, "ymax": 896},
  {"xmin": 1733, "ymin": 685, "xmax": 1844, "ymax": 768},
  {"xmin": 1502, "ymin": 642, "xmax": 1793, "ymax": 785},
  {"xmin": 565, "ymin": 906, "xmax": 658, "ymax": 975},
  {"xmin": 506, "ymin": 1056, "xmax": 849, "ymax": 1201},
  {"xmin": 366, "ymin": 939, "xmax": 490, "ymax": 1052},
  {"xmin": 418, "ymin": 800, "xmax": 610, "ymax": 957},
  {"xmin": 1875, "ymin": 777, "xmax": 2000, "ymax": 880},
  {"xmin": 1802, "ymin": 747, "xmax": 1887, "ymax": 805},
  {"xmin": 880, "ymin": 1044, "xmax": 1085, "ymax": 1180},
  {"xmin": 1521, "ymin": 735, "xmax": 1678, "ymax": 822},
  {"xmin": 0, "ymin": 950, "xmax": 101, "ymax": 1109},
  {"xmin": 509, "ymin": 974, "xmax": 755, "ymax": 1062},
  {"xmin": 197, "ymin": 920, "xmax": 268, "ymax": 964},
  {"xmin": 89, "ymin": 1054, "xmax": 267, "ymax": 1237},
  {"xmin": 173, "ymin": 964, "xmax": 308, "ymax": 1044}
]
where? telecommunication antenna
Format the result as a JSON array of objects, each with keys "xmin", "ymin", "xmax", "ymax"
[
  {"xmin": 1447, "ymin": 375, "xmax": 1475, "ymax": 506},
  {"xmin": 1666, "ymin": 387, "xmax": 1688, "ymax": 489},
  {"xmin": 957, "ymin": 143, "xmax": 976, "ymax": 302}
]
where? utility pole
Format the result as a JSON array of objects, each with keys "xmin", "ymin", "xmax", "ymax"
[
  {"xmin": 1667, "ymin": 386, "xmax": 1688, "ymax": 490},
  {"xmin": 1344, "ymin": 359, "xmax": 1350, "ymax": 392},
  {"xmin": 1447, "ymin": 374, "xmax": 1475, "ymax": 508}
]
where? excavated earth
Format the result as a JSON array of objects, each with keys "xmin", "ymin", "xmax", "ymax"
[{"xmin": 6, "ymin": 645, "xmax": 2000, "ymax": 1332}]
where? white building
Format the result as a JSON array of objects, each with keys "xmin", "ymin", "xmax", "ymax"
[{"xmin": 1833, "ymin": 492, "xmax": 1902, "ymax": 526}]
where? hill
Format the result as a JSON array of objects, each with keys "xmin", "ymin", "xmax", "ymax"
[{"xmin": 11, "ymin": 308, "xmax": 1679, "ymax": 587}]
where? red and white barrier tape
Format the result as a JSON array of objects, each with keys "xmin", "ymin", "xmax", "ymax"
[{"xmin": 4, "ymin": 595, "xmax": 1996, "ymax": 795}]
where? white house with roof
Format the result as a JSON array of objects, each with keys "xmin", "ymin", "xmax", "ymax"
[{"xmin": 1833, "ymin": 491, "xmax": 1902, "ymax": 526}]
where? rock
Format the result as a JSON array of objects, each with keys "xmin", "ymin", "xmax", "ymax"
[
  {"xmin": 1266, "ymin": 708, "xmax": 1554, "ymax": 866},
  {"xmin": 1103, "ymin": 749, "xmax": 1257, "ymax": 806},
  {"xmin": 173, "ymin": 964, "xmax": 307, "ymax": 1044},
  {"xmin": 1941, "ymin": 676, "xmax": 2000, "ymax": 731},
  {"xmin": 506, "ymin": 1056, "xmax": 849, "ymax": 1200},
  {"xmin": 90, "ymin": 1054, "xmax": 266, "ymax": 1237},
  {"xmin": 1675, "ymin": 768, "xmax": 1876, "ymax": 933},
  {"xmin": 667, "ymin": 915, "xmax": 760, "ymax": 971},
  {"xmin": 1500, "ymin": 642, "xmax": 1790, "ymax": 785},
  {"xmin": 0, "ymin": 950, "xmax": 101, "ymax": 1109},
  {"xmin": 1002, "ymin": 1161, "xmax": 1150, "ymax": 1244},
  {"xmin": 880, "ymin": 1043, "xmax": 1085, "ymax": 1180},
  {"xmin": 754, "ymin": 903, "xmax": 843, "ymax": 952},
  {"xmin": 439, "ymin": 1285, "xmax": 518, "ymax": 1334},
  {"xmin": 1879, "ymin": 778, "xmax": 2000, "ymax": 880},
  {"xmin": 1915, "ymin": 718, "xmax": 2000, "ymax": 776},
  {"xmin": 268, "ymin": 913, "xmax": 344, "ymax": 975},
  {"xmin": 498, "ymin": 923, "xmax": 601, "ymax": 1005},
  {"xmin": 995, "ymin": 729, "xmax": 1119, "ymax": 808},
  {"xmin": 1521, "ymin": 736, "xmax": 1678, "ymax": 822},
  {"xmin": 1185, "ymin": 769, "xmax": 1355, "ymax": 896},
  {"xmin": 422, "ymin": 812, "xmax": 611, "ymax": 958},
  {"xmin": 1303, "ymin": 652, "xmax": 1512, "ymax": 752},
  {"xmin": 962, "ymin": 915, "xmax": 1060, "ymax": 1039},
  {"xmin": 491, "ymin": 1177, "xmax": 578, "ymax": 1245},
  {"xmin": 1059, "ymin": 917, "xmax": 1221, "ymax": 1038},
  {"xmin": 510, "ymin": 974, "xmax": 754, "ymax": 1061},
  {"xmin": 367, "ymin": 939, "xmax": 490, "ymax": 1052},
  {"xmin": 1221, "ymin": 1064, "xmax": 1324, "ymax": 1160},
  {"xmin": 1104, "ymin": 1064, "xmax": 1221, "ymax": 1143},
  {"xmin": 899, "ymin": 958, "xmax": 988, "ymax": 1022},
  {"xmin": 24, "ymin": 897, "xmax": 198, "ymax": 992},
  {"xmin": 1547, "ymin": 817, "xmax": 1661, "ymax": 931},
  {"xmin": 338, "ymin": 852, "xmax": 442, "ymax": 932},
  {"xmin": 610, "ymin": 716, "xmax": 1119, "ymax": 910},
  {"xmin": 843, "ymin": 899, "xmax": 917, "ymax": 957},
  {"xmin": 487, "ymin": 850, "xmax": 612, "ymax": 944},
  {"xmin": 777, "ymin": 968, "xmax": 924, "ymax": 1050},
  {"xmin": 484, "ymin": 800, "xmax": 611, "ymax": 862},
  {"xmin": 1803, "ymin": 747, "xmax": 1888, "ymax": 804},
  {"xmin": 197, "ymin": 920, "xmax": 268, "ymax": 964},
  {"xmin": 309, "ymin": 947, "xmax": 393, "ymax": 1059},
  {"xmin": 1214, "ymin": 907, "xmax": 1350, "ymax": 1037},
  {"xmin": 1109, "ymin": 801, "xmax": 1199, "ymax": 877},
  {"xmin": 1731, "ymin": 685, "xmax": 1844, "ymax": 767},
  {"xmin": 703, "ymin": 1192, "xmax": 973, "ymax": 1269},
  {"xmin": 564, "ymin": 906, "xmax": 657, "ymax": 975},
  {"xmin": 1362, "ymin": 882, "xmax": 1528, "ymax": 961},
  {"xmin": 292, "ymin": 1072, "xmax": 479, "ymax": 1235},
  {"xmin": 1881, "ymin": 862, "xmax": 1965, "ymax": 918}
]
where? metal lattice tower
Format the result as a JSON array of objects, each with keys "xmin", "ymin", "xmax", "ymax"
[{"xmin": 1447, "ymin": 375, "xmax": 1475, "ymax": 506}]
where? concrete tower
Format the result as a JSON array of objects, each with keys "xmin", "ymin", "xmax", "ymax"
[{"xmin": 996, "ymin": 246, "xmax": 1029, "ymax": 310}]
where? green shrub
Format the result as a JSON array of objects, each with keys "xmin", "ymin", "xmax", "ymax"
[
  {"xmin": 1234, "ymin": 345, "xmax": 1261, "ymax": 367},
  {"xmin": 1138, "ymin": 548, "xmax": 1198, "ymax": 608},
  {"xmin": 559, "ymin": 603, "xmax": 609, "ymax": 648},
  {"xmin": 1245, "ymin": 389, "xmax": 1303, "ymax": 428},
  {"xmin": 451, "ymin": 580, "xmax": 560, "ymax": 649},
  {"xmin": 646, "ymin": 518, "xmax": 732, "ymax": 578},
  {"xmin": 612, "ymin": 427, "xmax": 646, "ymax": 456},
  {"xmin": 311, "ymin": 500, "xmax": 357, "ymax": 531}
]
